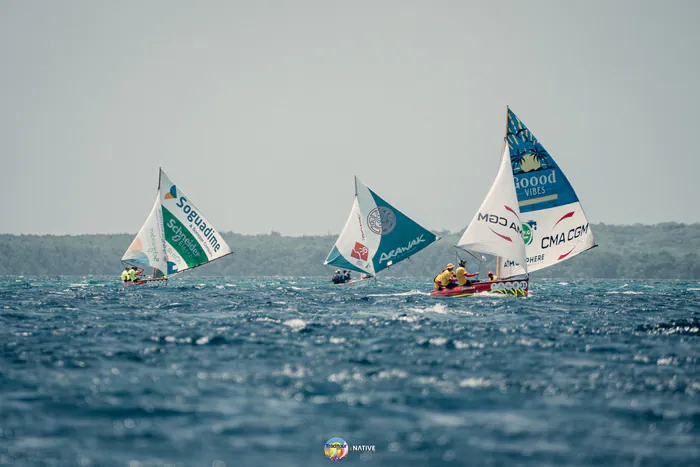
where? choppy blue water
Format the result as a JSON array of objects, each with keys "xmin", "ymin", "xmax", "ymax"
[{"xmin": 1, "ymin": 277, "xmax": 699, "ymax": 467}]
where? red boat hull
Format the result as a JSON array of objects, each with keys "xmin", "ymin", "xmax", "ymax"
[
  {"xmin": 429, "ymin": 278, "xmax": 529, "ymax": 297},
  {"xmin": 121, "ymin": 277, "xmax": 167, "ymax": 286},
  {"xmin": 121, "ymin": 280, "xmax": 148, "ymax": 286}
]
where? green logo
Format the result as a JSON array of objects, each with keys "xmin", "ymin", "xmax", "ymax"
[{"xmin": 522, "ymin": 222, "xmax": 533, "ymax": 245}]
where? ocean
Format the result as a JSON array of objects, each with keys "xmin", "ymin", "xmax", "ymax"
[{"xmin": 1, "ymin": 277, "xmax": 699, "ymax": 466}]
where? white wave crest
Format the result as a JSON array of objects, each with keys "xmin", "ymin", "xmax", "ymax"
[{"xmin": 367, "ymin": 290, "xmax": 430, "ymax": 297}]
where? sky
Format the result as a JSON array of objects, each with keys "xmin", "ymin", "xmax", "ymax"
[{"xmin": 1, "ymin": 0, "xmax": 699, "ymax": 236}]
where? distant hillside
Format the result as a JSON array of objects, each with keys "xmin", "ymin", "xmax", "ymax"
[{"xmin": 1, "ymin": 223, "xmax": 699, "ymax": 279}]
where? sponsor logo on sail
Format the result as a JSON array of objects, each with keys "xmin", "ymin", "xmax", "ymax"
[
  {"xmin": 477, "ymin": 206, "xmax": 523, "ymax": 242},
  {"xmin": 172, "ymin": 196, "xmax": 222, "ymax": 253},
  {"xmin": 367, "ymin": 206, "xmax": 396, "ymax": 236},
  {"xmin": 522, "ymin": 220, "xmax": 536, "ymax": 246},
  {"xmin": 164, "ymin": 185, "xmax": 177, "ymax": 200},
  {"xmin": 357, "ymin": 213, "xmax": 365, "ymax": 241},
  {"xmin": 378, "ymin": 234, "xmax": 425, "ymax": 263},
  {"xmin": 513, "ymin": 169, "xmax": 557, "ymax": 198},
  {"xmin": 351, "ymin": 242, "xmax": 369, "ymax": 261},
  {"xmin": 540, "ymin": 211, "xmax": 588, "ymax": 259}
]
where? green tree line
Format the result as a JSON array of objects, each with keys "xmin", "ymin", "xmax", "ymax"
[{"xmin": 1, "ymin": 223, "xmax": 699, "ymax": 279}]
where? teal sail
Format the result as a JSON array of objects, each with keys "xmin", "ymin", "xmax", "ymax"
[
  {"xmin": 324, "ymin": 177, "xmax": 438, "ymax": 276},
  {"xmin": 367, "ymin": 187, "xmax": 438, "ymax": 274}
]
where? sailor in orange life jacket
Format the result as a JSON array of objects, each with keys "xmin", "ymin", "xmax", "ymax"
[
  {"xmin": 434, "ymin": 263, "xmax": 458, "ymax": 290},
  {"xmin": 456, "ymin": 260, "xmax": 479, "ymax": 286}
]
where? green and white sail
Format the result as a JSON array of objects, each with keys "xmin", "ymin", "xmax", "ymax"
[
  {"xmin": 324, "ymin": 177, "xmax": 438, "ymax": 276},
  {"xmin": 122, "ymin": 168, "xmax": 232, "ymax": 277}
]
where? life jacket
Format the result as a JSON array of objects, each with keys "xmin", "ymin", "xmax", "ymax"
[
  {"xmin": 121, "ymin": 270, "xmax": 130, "ymax": 282},
  {"xmin": 129, "ymin": 269, "xmax": 137, "ymax": 281}
]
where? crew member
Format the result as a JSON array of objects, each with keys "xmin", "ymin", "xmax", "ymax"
[
  {"xmin": 456, "ymin": 260, "xmax": 479, "ymax": 286},
  {"xmin": 129, "ymin": 267, "xmax": 138, "ymax": 282},
  {"xmin": 434, "ymin": 263, "xmax": 457, "ymax": 290},
  {"xmin": 487, "ymin": 271, "xmax": 497, "ymax": 282},
  {"xmin": 121, "ymin": 267, "xmax": 130, "ymax": 282}
]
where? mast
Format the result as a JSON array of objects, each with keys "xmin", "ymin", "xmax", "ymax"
[{"xmin": 496, "ymin": 105, "xmax": 509, "ymax": 279}]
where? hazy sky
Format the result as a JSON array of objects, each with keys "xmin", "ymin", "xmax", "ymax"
[{"xmin": 1, "ymin": 0, "xmax": 698, "ymax": 236}]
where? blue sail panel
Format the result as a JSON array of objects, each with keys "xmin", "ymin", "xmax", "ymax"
[
  {"xmin": 367, "ymin": 188, "xmax": 438, "ymax": 274},
  {"xmin": 507, "ymin": 109, "xmax": 579, "ymax": 213},
  {"xmin": 324, "ymin": 245, "xmax": 371, "ymax": 274}
]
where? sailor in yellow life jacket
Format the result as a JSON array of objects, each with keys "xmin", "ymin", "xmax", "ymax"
[
  {"xmin": 434, "ymin": 263, "xmax": 456, "ymax": 290},
  {"xmin": 487, "ymin": 271, "xmax": 497, "ymax": 282},
  {"xmin": 128, "ymin": 267, "xmax": 138, "ymax": 282},
  {"xmin": 456, "ymin": 260, "xmax": 479, "ymax": 286},
  {"xmin": 121, "ymin": 268, "xmax": 130, "ymax": 282}
]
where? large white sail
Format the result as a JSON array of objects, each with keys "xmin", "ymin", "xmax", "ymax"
[
  {"xmin": 159, "ymin": 169, "xmax": 232, "ymax": 275},
  {"xmin": 121, "ymin": 195, "xmax": 168, "ymax": 274},
  {"xmin": 324, "ymin": 177, "xmax": 437, "ymax": 275},
  {"xmin": 503, "ymin": 109, "xmax": 595, "ymax": 276},
  {"xmin": 457, "ymin": 145, "xmax": 528, "ymax": 272}
]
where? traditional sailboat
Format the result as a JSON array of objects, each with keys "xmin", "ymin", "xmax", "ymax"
[
  {"xmin": 120, "ymin": 168, "xmax": 232, "ymax": 284},
  {"xmin": 431, "ymin": 107, "xmax": 596, "ymax": 297},
  {"xmin": 324, "ymin": 177, "xmax": 438, "ymax": 284}
]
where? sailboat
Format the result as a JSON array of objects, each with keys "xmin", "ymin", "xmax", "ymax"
[
  {"xmin": 431, "ymin": 107, "xmax": 596, "ymax": 297},
  {"xmin": 324, "ymin": 177, "xmax": 438, "ymax": 284},
  {"xmin": 121, "ymin": 168, "xmax": 232, "ymax": 284},
  {"xmin": 431, "ymin": 142, "xmax": 530, "ymax": 297}
]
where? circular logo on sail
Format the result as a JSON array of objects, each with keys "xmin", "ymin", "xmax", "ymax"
[
  {"xmin": 324, "ymin": 437, "xmax": 349, "ymax": 461},
  {"xmin": 367, "ymin": 207, "xmax": 396, "ymax": 236},
  {"xmin": 522, "ymin": 223, "xmax": 533, "ymax": 245},
  {"xmin": 522, "ymin": 220, "xmax": 537, "ymax": 246}
]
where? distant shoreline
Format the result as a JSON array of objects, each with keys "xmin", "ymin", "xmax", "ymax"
[{"xmin": 1, "ymin": 223, "xmax": 699, "ymax": 279}]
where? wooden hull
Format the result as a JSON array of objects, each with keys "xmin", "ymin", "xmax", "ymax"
[{"xmin": 430, "ymin": 278, "xmax": 529, "ymax": 298}]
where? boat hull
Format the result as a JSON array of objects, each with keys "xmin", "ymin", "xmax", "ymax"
[
  {"xmin": 121, "ymin": 278, "xmax": 167, "ymax": 286},
  {"xmin": 430, "ymin": 278, "xmax": 529, "ymax": 297},
  {"xmin": 334, "ymin": 277, "xmax": 373, "ymax": 287}
]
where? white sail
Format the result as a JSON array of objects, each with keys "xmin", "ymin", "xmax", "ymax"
[
  {"xmin": 457, "ymin": 145, "xmax": 528, "ymax": 272},
  {"xmin": 324, "ymin": 177, "xmax": 438, "ymax": 275},
  {"xmin": 503, "ymin": 108, "xmax": 595, "ymax": 275},
  {"xmin": 159, "ymin": 169, "xmax": 232, "ymax": 275},
  {"xmin": 121, "ymin": 195, "xmax": 168, "ymax": 274}
]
